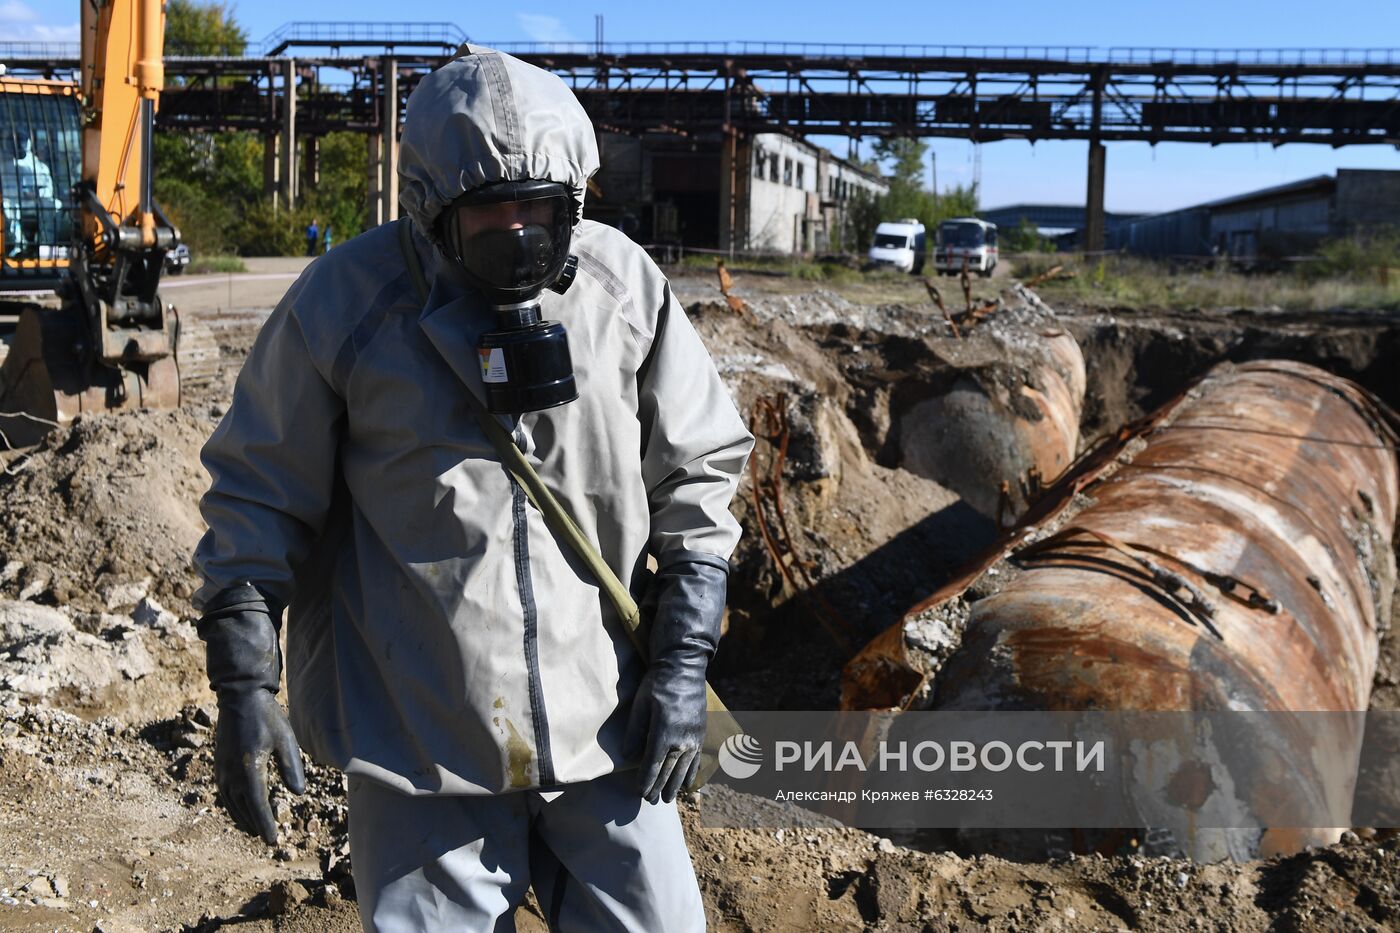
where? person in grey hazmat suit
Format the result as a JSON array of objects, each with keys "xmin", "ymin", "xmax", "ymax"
[{"xmin": 192, "ymin": 46, "xmax": 753, "ymax": 932}]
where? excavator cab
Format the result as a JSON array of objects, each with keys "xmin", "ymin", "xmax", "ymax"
[{"xmin": 0, "ymin": 79, "xmax": 80, "ymax": 291}]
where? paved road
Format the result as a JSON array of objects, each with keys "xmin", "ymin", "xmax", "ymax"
[{"xmin": 161, "ymin": 256, "xmax": 313, "ymax": 313}]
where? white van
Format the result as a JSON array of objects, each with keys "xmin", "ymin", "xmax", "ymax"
[
  {"xmin": 934, "ymin": 217, "xmax": 998, "ymax": 277},
  {"xmin": 868, "ymin": 219, "xmax": 926, "ymax": 273}
]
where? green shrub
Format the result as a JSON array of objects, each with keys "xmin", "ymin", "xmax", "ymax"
[
  {"xmin": 1001, "ymin": 217, "xmax": 1053, "ymax": 253},
  {"xmin": 1311, "ymin": 229, "xmax": 1400, "ymax": 281},
  {"xmin": 187, "ymin": 254, "xmax": 246, "ymax": 274}
]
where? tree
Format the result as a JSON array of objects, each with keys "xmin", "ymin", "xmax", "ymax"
[
  {"xmin": 1001, "ymin": 216, "xmax": 1052, "ymax": 253},
  {"xmin": 154, "ymin": 0, "xmax": 252, "ymax": 254},
  {"xmin": 156, "ymin": 131, "xmax": 262, "ymax": 254},
  {"xmin": 854, "ymin": 138, "xmax": 981, "ymax": 250},
  {"xmin": 872, "ymin": 138, "xmax": 928, "ymax": 193},
  {"xmin": 870, "ymin": 138, "xmax": 930, "ymax": 225},
  {"xmin": 154, "ymin": 2, "xmax": 369, "ymax": 256},
  {"xmin": 164, "ymin": 0, "xmax": 248, "ymax": 56},
  {"xmin": 847, "ymin": 188, "xmax": 883, "ymax": 254}
]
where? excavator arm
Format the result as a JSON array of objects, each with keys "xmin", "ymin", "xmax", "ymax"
[{"xmin": 74, "ymin": 0, "xmax": 179, "ymax": 364}]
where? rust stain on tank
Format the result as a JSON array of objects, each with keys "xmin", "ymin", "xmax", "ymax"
[
  {"xmin": 933, "ymin": 360, "xmax": 1399, "ymax": 719},
  {"xmin": 844, "ymin": 361, "xmax": 1399, "ymax": 856},
  {"xmin": 1165, "ymin": 761, "xmax": 1216, "ymax": 811},
  {"xmin": 1007, "ymin": 627, "xmax": 1192, "ymax": 680}
]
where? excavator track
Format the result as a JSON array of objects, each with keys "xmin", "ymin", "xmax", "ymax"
[{"xmin": 172, "ymin": 309, "xmax": 221, "ymax": 391}]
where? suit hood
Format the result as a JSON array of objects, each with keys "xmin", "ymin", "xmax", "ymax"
[{"xmin": 398, "ymin": 45, "xmax": 599, "ymax": 237}]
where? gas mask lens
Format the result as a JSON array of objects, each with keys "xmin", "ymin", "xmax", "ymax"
[
  {"xmin": 443, "ymin": 181, "xmax": 572, "ymax": 304},
  {"xmin": 438, "ymin": 180, "xmax": 581, "ymax": 414}
]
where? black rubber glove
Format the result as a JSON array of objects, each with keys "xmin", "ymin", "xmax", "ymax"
[
  {"xmin": 625, "ymin": 551, "xmax": 728, "ymax": 804},
  {"xmin": 198, "ymin": 583, "xmax": 305, "ymax": 845}
]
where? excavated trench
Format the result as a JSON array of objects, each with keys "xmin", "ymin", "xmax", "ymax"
[
  {"xmin": 1061, "ymin": 305, "xmax": 1400, "ymax": 440},
  {"xmin": 711, "ymin": 299, "xmax": 1400, "ymax": 705}
]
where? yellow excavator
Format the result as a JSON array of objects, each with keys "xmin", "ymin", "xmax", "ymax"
[{"xmin": 0, "ymin": 0, "xmax": 211, "ymax": 447}]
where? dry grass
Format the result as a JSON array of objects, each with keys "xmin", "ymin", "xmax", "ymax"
[
  {"xmin": 1009, "ymin": 253, "xmax": 1400, "ymax": 313},
  {"xmin": 668, "ymin": 249, "xmax": 1400, "ymax": 313}
]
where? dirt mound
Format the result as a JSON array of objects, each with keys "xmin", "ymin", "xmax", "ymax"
[
  {"xmin": 0, "ymin": 409, "xmax": 213, "ymax": 616},
  {"xmin": 0, "ymin": 700, "xmax": 333, "ymax": 933},
  {"xmin": 1059, "ymin": 304, "xmax": 1400, "ymax": 440},
  {"xmin": 690, "ymin": 300, "xmax": 984, "ymax": 708}
]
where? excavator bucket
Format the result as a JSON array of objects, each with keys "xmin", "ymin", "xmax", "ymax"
[{"xmin": 0, "ymin": 303, "xmax": 180, "ymax": 447}]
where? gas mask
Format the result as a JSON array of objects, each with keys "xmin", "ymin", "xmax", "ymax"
[{"xmin": 439, "ymin": 179, "xmax": 580, "ymax": 413}]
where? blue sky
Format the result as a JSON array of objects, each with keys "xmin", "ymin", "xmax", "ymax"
[{"xmin": 13, "ymin": 0, "xmax": 1400, "ymax": 212}]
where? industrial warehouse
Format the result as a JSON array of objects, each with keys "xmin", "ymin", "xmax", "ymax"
[
  {"xmin": 1, "ymin": 5, "xmax": 1400, "ymax": 932},
  {"xmin": 1118, "ymin": 168, "xmax": 1400, "ymax": 261}
]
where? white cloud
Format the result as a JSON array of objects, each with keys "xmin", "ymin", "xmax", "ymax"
[
  {"xmin": 516, "ymin": 13, "xmax": 578, "ymax": 45},
  {"xmin": 0, "ymin": 0, "xmax": 38, "ymax": 24},
  {"xmin": 29, "ymin": 22, "xmax": 79, "ymax": 41},
  {"xmin": 0, "ymin": 0, "xmax": 78, "ymax": 41}
]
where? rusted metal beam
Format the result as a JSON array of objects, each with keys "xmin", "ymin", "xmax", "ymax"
[{"xmin": 747, "ymin": 394, "xmax": 858, "ymax": 653}]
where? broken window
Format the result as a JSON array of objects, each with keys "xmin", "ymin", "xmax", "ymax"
[
  {"xmin": 783, "ymin": 158, "xmax": 793, "ymax": 187},
  {"xmin": 754, "ymin": 150, "xmax": 766, "ymax": 178},
  {"xmin": 770, "ymin": 154, "xmax": 779, "ymax": 183},
  {"xmin": 796, "ymin": 162, "xmax": 805, "ymax": 190}
]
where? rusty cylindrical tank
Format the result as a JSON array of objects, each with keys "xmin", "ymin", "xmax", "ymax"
[
  {"xmin": 922, "ymin": 362, "xmax": 1397, "ymax": 857},
  {"xmin": 898, "ymin": 299, "xmax": 1086, "ymax": 524}
]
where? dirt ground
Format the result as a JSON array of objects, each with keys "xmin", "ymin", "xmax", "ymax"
[{"xmin": 1, "ymin": 263, "xmax": 1398, "ymax": 931}]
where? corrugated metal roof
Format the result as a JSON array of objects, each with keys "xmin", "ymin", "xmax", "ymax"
[{"xmin": 1196, "ymin": 173, "xmax": 1335, "ymax": 212}]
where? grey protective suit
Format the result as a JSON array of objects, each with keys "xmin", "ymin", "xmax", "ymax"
[{"xmin": 194, "ymin": 45, "xmax": 752, "ymax": 931}]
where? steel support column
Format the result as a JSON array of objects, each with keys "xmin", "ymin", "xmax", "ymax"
[
  {"xmin": 366, "ymin": 131, "xmax": 384, "ymax": 228},
  {"xmin": 263, "ymin": 133, "xmax": 279, "ymax": 202},
  {"xmin": 279, "ymin": 57, "xmax": 297, "ymax": 209},
  {"xmin": 1085, "ymin": 142, "xmax": 1106, "ymax": 253},
  {"xmin": 303, "ymin": 135, "xmax": 319, "ymax": 192},
  {"xmin": 1084, "ymin": 66, "xmax": 1107, "ymax": 253},
  {"xmin": 719, "ymin": 131, "xmax": 739, "ymax": 256},
  {"xmin": 381, "ymin": 56, "xmax": 399, "ymax": 224}
]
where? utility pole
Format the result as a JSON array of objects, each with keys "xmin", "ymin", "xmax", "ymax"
[{"xmin": 930, "ymin": 149, "xmax": 938, "ymax": 214}]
